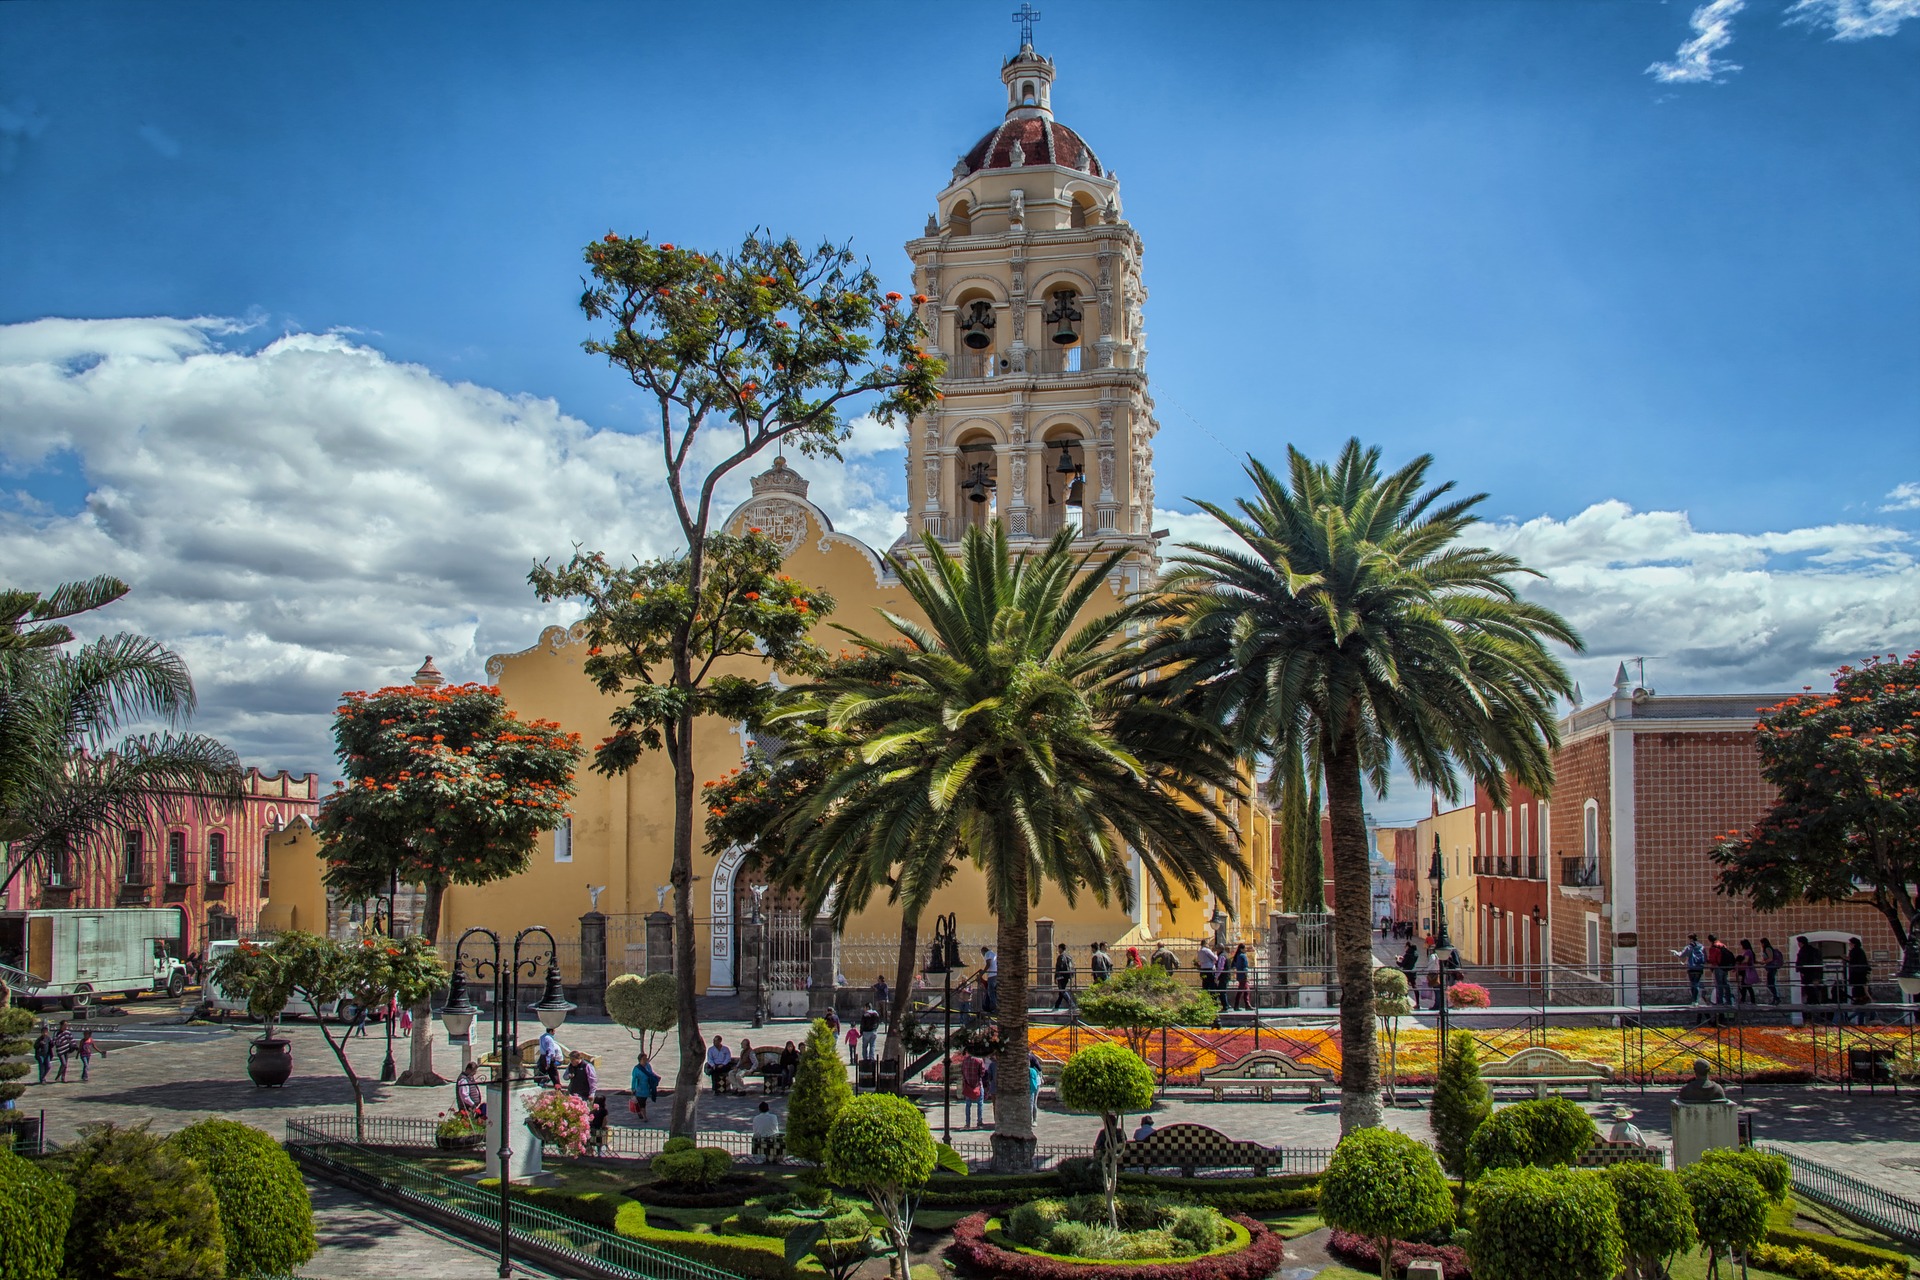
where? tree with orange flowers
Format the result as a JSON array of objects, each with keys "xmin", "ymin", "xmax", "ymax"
[
  {"xmin": 1714, "ymin": 652, "xmax": 1920, "ymax": 961},
  {"xmin": 319, "ymin": 681, "xmax": 581, "ymax": 1084},
  {"xmin": 531, "ymin": 230, "xmax": 939, "ymax": 1139}
]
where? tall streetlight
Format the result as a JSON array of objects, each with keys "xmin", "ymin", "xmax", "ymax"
[
  {"xmin": 749, "ymin": 883, "xmax": 769, "ymax": 1030},
  {"xmin": 438, "ymin": 926, "xmax": 574, "ymax": 1280},
  {"xmin": 376, "ymin": 865, "xmax": 401, "ymax": 1084},
  {"xmin": 1428, "ymin": 834, "xmax": 1456, "ymax": 1063},
  {"xmin": 925, "ymin": 912, "xmax": 961, "ymax": 1145}
]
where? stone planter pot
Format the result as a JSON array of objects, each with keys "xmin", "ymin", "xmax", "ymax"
[
  {"xmin": 436, "ymin": 1133, "xmax": 485, "ymax": 1152},
  {"xmin": 247, "ymin": 1036, "xmax": 293, "ymax": 1088}
]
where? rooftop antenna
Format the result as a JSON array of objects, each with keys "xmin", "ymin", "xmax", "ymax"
[
  {"xmin": 1012, "ymin": 1, "xmax": 1042, "ymax": 48},
  {"xmin": 1631, "ymin": 656, "xmax": 1660, "ymax": 694}
]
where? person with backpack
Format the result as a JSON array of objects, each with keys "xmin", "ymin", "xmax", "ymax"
[
  {"xmin": 1736, "ymin": 941, "xmax": 1760, "ymax": 1005},
  {"xmin": 1230, "ymin": 943, "xmax": 1252, "ymax": 1010},
  {"xmin": 1090, "ymin": 941, "xmax": 1113, "ymax": 985},
  {"xmin": 565, "ymin": 1051, "xmax": 597, "ymax": 1101},
  {"xmin": 33, "ymin": 1027, "xmax": 53, "ymax": 1085},
  {"xmin": 1706, "ymin": 935, "xmax": 1735, "ymax": 1006},
  {"xmin": 1150, "ymin": 942, "xmax": 1178, "ymax": 972},
  {"xmin": 1051, "ymin": 943, "xmax": 1077, "ymax": 1012},
  {"xmin": 1675, "ymin": 934, "xmax": 1706, "ymax": 1004},
  {"xmin": 1761, "ymin": 938, "xmax": 1784, "ymax": 1004}
]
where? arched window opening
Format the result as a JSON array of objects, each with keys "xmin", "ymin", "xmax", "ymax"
[
  {"xmin": 1021, "ymin": 80, "xmax": 1037, "ymax": 105},
  {"xmin": 1040, "ymin": 288, "xmax": 1082, "ymax": 374},
  {"xmin": 554, "ymin": 817, "xmax": 573, "ymax": 863},
  {"xmin": 1581, "ymin": 800, "xmax": 1600, "ymax": 886},
  {"xmin": 207, "ymin": 832, "xmax": 226, "ymax": 883},
  {"xmin": 1068, "ymin": 192, "xmax": 1096, "ymax": 229},
  {"xmin": 955, "ymin": 297, "xmax": 997, "ymax": 377},
  {"xmin": 948, "ymin": 200, "xmax": 972, "ymax": 237},
  {"xmin": 123, "ymin": 828, "xmax": 144, "ymax": 884},
  {"xmin": 168, "ymin": 830, "xmax": 188, "ymax": 884},
  {"xmin": 1042, "ymin": 431, "xmax": 1085, "ymax": 537},
  {"xmin": 954, "ymin": 437, "xmax": 999, "ymax": 532}
]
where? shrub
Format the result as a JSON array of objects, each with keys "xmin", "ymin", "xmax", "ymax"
[
  {"xmin": 1752, "ymin": 1242, "xmax": 1905, "ymax": 1280},
  {"xmin": 0, "ymin": 1145, "xmax": 73, "ymax": 1280},
  {"xmin": 0, "ymin": 1002, "xmax": 32, "ymax": 1112},
  {"xmin": 1764, "ymin": 1222, "xmax": 1914, "ymax": 1274},
  {"xmin": 1466, "ymin": 1096, "xmax": 1595, "ymax": 1175},
  {"xmin": 478, "ymin": 1179, "xmax": 624, "ymax": 1229},
  {"xmin": 1319, "ymin": 1127, "xmax": 1453, "ymax": 1280},
  {"xmin": 1165, "ymin": 1204, "xmax": 1234, "ymax": 1252},
  {"xmin": 1429, "ymin": 1031, "xmax": 1491, "ymax": 1181},
  {"xmin": 55, "ymin": 1122, "xmax": 226, "ymax": 1280},
  {"xmin": 167, "ymin": 1118, "xmax": 317, "ymax": 1279},
  {"xmin": 1326, "ymin": 1230, "xmax": 1471, "ymax": 1280},
  {"xmin": 954, "ymin": 1211, "xmax": 1288, "ymax": 1280},
  {"xmin": 823, "ymin": 1093, "xmax": 936, "ymax": 1276},
  {"xmin": 1077, "ymin": 965, "xmax": 1221, "ymax": 1058},
  {"xmin": 1679, "ymin": 1160, "xmax": 1771, "ymax": 1277},
  {"xmin": 1446, "ymin": 981, "xmax": 1492, "ymax": 1009},
  {"xmin": 613, "ymin": 1199, "xmax": 802, "ymax": 1280},
  {"xmin": 1058, "ymin": 1042, "xmax": 1157, "ymax": 1228},
  {"xmin": 1007, "ymin": 1198, "xmax": 1071, "ymax": 1246},
  {"xmin": 1465, "ymin": 1164, "xmax": 1624, "ymax": 1280},
  {"xmin": 652, "ymin": 1142, "xmax": 733, "ymax": 1189},
  {"xmin": 1699, "ymin": 1147, "xmax": 1790, "ymax": 1203},
  {"xmin": 787, "ymin": 1018, "xmax": 852, "ymax": 1164},
  {"xmin": 1606, "ymin": 1160, "xmax": 1696, "ymax": 1280},
  {"xmin": 604, "ymin": 972, "xmax": 677, "ymax": 1057}
]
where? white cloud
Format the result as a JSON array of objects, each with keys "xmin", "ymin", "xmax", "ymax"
[
  {"xmin": 1648, "ymin": 0, "xmax": 1747, "ymax": 83},
  {"xmin": 1881, "ymin": 482, "xmax": 1920, "ymax": 512},
  {"xmin": 137, "ymin": 124, "xmax": 181, "ymax": 159},
  {"xmin": 1786, "ymin": 0, "xmax": 1920, "ymax": 38}
]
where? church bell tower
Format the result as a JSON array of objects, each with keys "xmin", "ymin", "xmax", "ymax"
[{"xmin": 899, "ymin": 27, "xmax": 1159, "ymax": 589}]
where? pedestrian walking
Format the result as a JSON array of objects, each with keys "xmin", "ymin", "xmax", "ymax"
[
  {"xmin": 1794, "ymin": 936, "xmax": 1825, "ymax": 1019},
  {"xmin": 845, "ymin": 1024, "xmax": 861, "ymax": 1064},
  {"xmin": 1761, "ymin": 938, "xmax": 1784, "ymax": 1004},
  {"xmin": 1051, "ymin": 943, "xmax": 1077, "ymax": 1012},
  {"xmin": 1847, "ymin": 938, "xmax": 1873, "ymax": 1023},
  {"xmin": 77, "ymin": 1029, "xmax": 99, "ymax": 1081},
  {"xmin": 824, "ymin": 1006, "xmax": 841, "ymax": 1039},
  {"xmin": 1195, "ymin": 940, "xmax": 1218, "ymax": 1000},
  {"xmin": 1737, "ymin": 941, "xmax": 1759, "ymax": 1005},
  {"xmin": 1676, "ymin": 934, "xmax": 1706, "ymax": 1004},
  {"xmin": 1397, "ymin": 941, "xmax": 1420, "ymax": 1008},
  {"xmin": 981, "ymin": 947, "xmax": 999, "ymax": 1015},
  {"xmin": 1231, "ymin": 943, "xmax": 1252, "ymax": 1010},
  {"xmin": 629, "ymin": 1052, "xmax": 660, "ymax": 1121},
  {"xmin": 52, "ymin": 1022, "xmax": 74, "ymax": 1082},
  {"xmin": 1090, "ymin": 941, "xmax": 1113, "ymax": 985},
  {"xmin": 33, "ymin": 1028, "xmax": 53, "ymax": 1085},
  {"xmin": 858, "ymin": 1005, "xmax": 880, "ymax": 1063},
  {"xmin": 1706, "ymin": 935, "xmax": 1735, "ymax": 1006},
  {"xmin": 960, "ymin": 1049, "xmax": 985, "ymax": 1129},
  {"xmin": 1124, "ymin": 946, "xmax": 1141, "ymax": 969},
  {"xmin": 565, "ymin": 1050, "xmax": 597, "ymax": 1100},
  {"xmin": 536, "ymin": 1027, "xmax": 563, "ymax": 1086},
  {"xmin": 1150, "ymin": 942, "xmax": 1178, "ymax": 972}
]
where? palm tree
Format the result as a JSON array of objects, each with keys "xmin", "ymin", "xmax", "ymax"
[
  {"xmin": 1134, "ymin": 441, "xmax": 1578, "ymax": 1133},
  {"xmin": 770, "ymin": 525, "xmax": 1246, "ymax": 1171},
  {"xmin": 1, "ymin": 578, "xmax": 241, "ymax": 901}
]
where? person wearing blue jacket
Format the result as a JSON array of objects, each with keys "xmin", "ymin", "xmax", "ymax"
[{"xmin": 630, "ymin": 1052, "xmax": 661, "ymax": 1122}]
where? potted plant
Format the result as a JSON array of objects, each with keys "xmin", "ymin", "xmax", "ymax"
[
  {"xmin": 435, "ymin": 1109, "xmax": 486, "ymax": 1151},
  {"xmin": 523, "ymin": 1089, "xmax": 591, "ymax": 1157},
  {"xmin": 210, "ymin": 941, "xmax": 297, "ymax": 1087}
]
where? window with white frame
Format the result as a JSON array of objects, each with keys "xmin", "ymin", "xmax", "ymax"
[
  {"xmin": 1518, "ymin": 804, "xmax": 1530, "ymax": 860},
  {"xmin": 207, "ymin": 832, "xmax": 226, "ymax": 882},
  {"xmin": 1586, "ymin": 914, "xmax": 1601, "ymax": 971},
  {"xmin": 1582, "ymin": 800, "xmax": 1600, "ymax": 870},
  {"xmin": 553, "ymin": 817, "xmax": 573, "ymax": 863}
]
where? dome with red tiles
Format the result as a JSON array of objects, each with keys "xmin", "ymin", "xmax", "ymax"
[{"xmin": 960, "ymin": 115, "xmax": 1103, "ymax": 178}]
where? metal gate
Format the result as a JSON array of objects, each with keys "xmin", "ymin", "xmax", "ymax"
[{"xmin": 764, "ymin": 909, "xmax": 812, "ymax": 992}]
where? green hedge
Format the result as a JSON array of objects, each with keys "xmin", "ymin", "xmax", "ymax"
[
  {"xmin": 478, "ymin": 1178, "xmax": 625, "ymax": 1230},
  {"xmin": 0, "ymin": 1146, "xmax": 73, "ymax": 1280},
  {"xmin": 613, "ymin": 1200, "xmax": 812, "ymax": 1279},
  {"xmin": 1763, "ymin": 1222, "xmax": 1914, "ymax": 1276},
  {"xmin": 168, "ymin": 1118, "xmax": 317, "ymax": 1279}
]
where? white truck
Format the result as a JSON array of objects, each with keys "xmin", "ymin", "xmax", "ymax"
[
  {"xmin": 0, "ymin": 907, "xmax": 189, "ymax": 1011},
  {"xmin": 203, "ymin": 937, "xmax": 344, "ymax": 1022}
]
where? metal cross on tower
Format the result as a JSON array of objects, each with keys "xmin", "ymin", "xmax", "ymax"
[{"xmin": 1012, "ymin": 2, "xmax": 1042, "ymax": 48}]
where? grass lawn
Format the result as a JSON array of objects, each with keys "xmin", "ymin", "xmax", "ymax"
[{"xmin": 1265, "ymin": 1210, "xmax": 1324, "ymax": 1238}]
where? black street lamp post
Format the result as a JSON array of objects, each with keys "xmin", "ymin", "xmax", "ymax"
[
  {"xmin": 926, "ymin": 912, "xmax": 961, "ymax": 1146},
  {"xmin": 1428, "ymin": 834, "xmax": 1455, "ymax": 1063},
  {"xmin": 438, "ymin": 926, "xmax": 575, "ymax": 1280},
  {"xmin": 750, "ymin": 883, "xmax": 769, "ymax": 1030},
  {"xmin": 377, "ymin": 865, "xmax": 401, "ymax": 1084}
]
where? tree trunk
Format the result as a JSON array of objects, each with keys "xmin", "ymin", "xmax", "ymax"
[
  {"xmin": 1325, "ymin": 730, "xmax": 1381, "ymax": 1133},
  {"xmin": 880, "ymin": 906, "xmax": 920, "ymax": 1075},
  {"xmin": 669, "ymin": 706, "xmax": 704, "ymax": 1139},
  {"xmin": 990, "ymin": 856, "xmax": 1035, "ymax": 1172},
  {"xmin": 398, "ymin": 880, "xmax": 445, "ymax": 1087}
]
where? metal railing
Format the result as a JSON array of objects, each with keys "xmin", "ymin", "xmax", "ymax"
[
  {"xmin": 284, "ymin": 1112, "xmax": 809, "ymax": 1165},
  {"xmin": 286, "ymin": 1124, "xmax": 735, "ymax": 1280},
  {"xmin": 1762, "ymin": 1145, "xmax": 1920, "ymax": 1246},
  {"xmin": 1560, "ymin": 857, "xmax": 1601, "ymax": 888}
]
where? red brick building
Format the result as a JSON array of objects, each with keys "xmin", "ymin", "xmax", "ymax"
[
  {"xmin": 12, "ymin": 768, "xmax": 320, "ymax": 957},
  {"xmin": 1544, "ymin": 666, "xmax": 1892, "ymax": 1004},
  {"xmin": 1382, "ymin": 826, "xmax": 1420, "ymax": 929},
  {"xmin": 1473, "ymin": 778, "xmax": 1550, "ymax": 987}
]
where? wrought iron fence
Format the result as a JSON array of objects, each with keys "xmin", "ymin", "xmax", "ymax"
[
  {"xmin": 1762, "ymin": 1145, "xmax": 1920, "ymax": 1246},
  {"xmin": 286, "ymin": 1124, "xmax": 736, "ymax": 1280}
]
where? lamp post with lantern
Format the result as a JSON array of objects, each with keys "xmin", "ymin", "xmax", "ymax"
[
  {"xmin": 1428, "ymin": 834, "xmax": 1456, "ymax": 1062},
  {"xmin": 924, "ymin": 912, "xmax": 961, "ymax": 1145},
  {"xmin": 437, "ymin": 926, "xmax": 575, "ymax": 1280},
  {"xmin": 749, "ymin": 882, "xmax": 769, "ymax": 1029}
]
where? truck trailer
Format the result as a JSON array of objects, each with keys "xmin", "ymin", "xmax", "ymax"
[{"xmin": 0, "ymin": 907, "xmax": 189, "ymax": 1010}]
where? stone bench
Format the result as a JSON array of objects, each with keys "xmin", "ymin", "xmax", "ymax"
[
  {"xmin": 1119, "ymin": 1122, "xmax": 1284, "ymax": 1177},
  {"xmin": 1482, "ymin": 1047, "xmax": 1613, "ymax": 1101},
  {"xmin": 1198, "ymin": 1050, "xmax": 1333, "ymax": 1103}
]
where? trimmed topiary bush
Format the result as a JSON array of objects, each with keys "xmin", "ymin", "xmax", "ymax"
[
  {"xmin": 1319, "ymin": 1127, "xmax": 1453, "ymax": 1280},
  {"xmin": 787, "ymin": 1017, "xmax": 852, "ymax": 1165},
  {"xmin": 604, "ymin": 972, "xmax": 677, "ymax": 1058},
  {"xmin": 1429, "ymin": 1031, "xmax": 1491, "ymax": 1181},
  {"xmin": 1679, "ymin": 1159, "xmax": 1771, "ymax": 1279},
  {"xmin": 652, "ymin": 1136, "xmax": 733, "ymax": 1190},
  {"xmin": 1606, "ymin": 1159, "xmax": 1696, "ymax": 1280},
  {"xmin": 1465, "ymin": 1164, "xmax": 1624, "ymax": 1280},
  {"xmin": 824, "ymin": 1093, "xmax": 936, "ymax": 1280},
  {"xmin": 0, "ymin": 1001, "xmax": 33, "ymax": 1113},
  {"xmin": 0, "ymin": 1145, "xmax": 74, "ymax": 1280},
  {"xmin": 1058, "ymin": 1042, "xmax": 1156, "ymax": 1230},
  {"xmin": 55, "ymin": 1122, "xmax": 226, "ymax": 1280},
  {"xmin": 953, "ymin": 1211, "xmax": 1288, "ymax": 1280},
  {"xmin": 1466, "ymin": 1095, "xmax": 1595, "ymax": 1175},
  {"xmin": 167, "ymin": 1117, "xmax": 317, "ymax": 1279},
  {"xmin": 1699, "ymin": 1147, "xmax": 1790, "ymax": 1203}
]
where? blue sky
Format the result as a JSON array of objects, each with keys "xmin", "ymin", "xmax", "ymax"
[{"xmin": 2, "ymin": 0, "xmax": 1916, "ymax": 820}]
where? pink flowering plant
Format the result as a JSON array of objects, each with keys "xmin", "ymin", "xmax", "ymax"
[
  {"xmin": 1446, "ymin": 982, "xmax": 1492, "ymax": 1009},
  {"xmin": 436, "ymin": 1109, "xmax": 485, "ymax": 1140},
  {"xmin": 524, "ymin": 1089, "xmax": 592, "ymax": 1156}
]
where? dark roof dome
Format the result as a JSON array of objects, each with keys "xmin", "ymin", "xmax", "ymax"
[{"xmin": 961, "ymin": 116, "xmax": 1104, "ymax": 178}]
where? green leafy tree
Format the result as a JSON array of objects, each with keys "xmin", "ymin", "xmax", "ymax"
[
  {"xmin": 55, "ymin": 1122, "xmax": 226, "ymax": 1280},
  {"xmin": 1078, "ymin": 963, "xmax": 1220, "ymax": 1059},
  {"xmin": 1607, "ymin": 1162, "xmax": 1696, "ymax": 1280},
  {"xmin": 1466, "ymin": 1165, "xmax": 1624, "ymax": 1280},
  {"xmin": 1274, "ymin": 740, "xmax": 1326, "ymax": 913},
  {"xmin": 1428, "ymin": 1029, "xmax": 1490, "ymax": 1179},
  {"xmin": 212, "ymin": 931, "xmax": 447, "ymax": 1137},
  {"xmin": 0, "ymin": 576, "xmax": 240, "ymax": 903},
  {"xmin": 0, "ymin": 1145, "xmax": 72, "ymax": 1280},
  {"xmin": 1319, "ymin": 1126, "xmax": 1454, "ymax": 1280},
  {"xmin": 1132, "ymin": 441, "xmax": 1579, "ymax": 1134},
  {"xmin": 532, "ymin": 228, "xmax": 939, "ymax": 1137},
  {"xmin": 1714, "ymin": 651, "xmax": 1920, "ymax": 960},
  {"xmin": 1466, "ymin": 1096, "xmax": 1596, "ymax": 1176},
  {"xmin": 1678, "ymin": 1161, "xmax": 1771, "ymax": 1280},
  {"xmin": 604, "ymin": 972, "xmax": 678, "ymax": 1059},
  {"xmin": 786, "ymin": 1017, "xmax": 854, "ymax": 1164},
  {"xmin": 823, "ymin": 1094, "xmax": 944, "ymax": 1280},
  {"xmin": 760, "ymin": 525, "xmax": 1246, "ymax": 1172},
  {"xmin": 318, "ymin": 680, "xmax": 580, "ymax": 1085},
  {"xmin": 1057, "ymin": 1043, "xmax": 1156, "ymax": 1230},
  {"xmin": 0, "ymin": 1000, "xmax": 31, "ymax": 1114},
  {"xmin": 1697, "ymin": 1148, "xmax": 1790, "ymax": 1204},
  {"xmin": 1373, "ymin": 967, "xmax": 1415, "ymax": 1106},
  {"xmin": 167, "ymin": 1118, "xmax": 317, "ymax": 1279}
]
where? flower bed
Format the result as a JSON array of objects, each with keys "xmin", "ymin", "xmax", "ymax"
[
  {"xmin": 1326, "ymin": 1228, "xmax": 1471, "ymax": 1280},
  {"xmin": 949, "ymin": 1211, "xmax": 1287, "ymax": 1279}
]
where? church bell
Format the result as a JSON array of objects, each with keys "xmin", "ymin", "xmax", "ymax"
[
  {"xmin": 1044, "ymin": 288, "xmax": 1082, "ymax": 346},
  {"xmin": 960, "ymin": 299, "xmax": 996, "ymax": 351}
]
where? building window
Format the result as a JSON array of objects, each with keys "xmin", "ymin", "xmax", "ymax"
[
  {"xmin": 1582, "ymin": 800, "xmax": 1600, "ymax": 869},
  {"xmin": 554, "ymin": 817, "xmax": 573, "ymax": 864},
  {"xmin": 124, "ymin": 829, "xmax": 145, "ymax": 884},
  {"xmin": 1538, "ymin": 800, "xmax": 1551, "ymax": 859},
  {"xmin": 1586, "ymin": 915, "xmax": 1602, "ymax": 971},
  {"xmin": 1518, "ymin": 804, "xmax": 1530, "ymax": 860},
  {"xmin": 1479, "ymin": 813, "xmax": 1488, "ymax": 860},
  {"xmin": 207, "ymin": 832, "xmax": 225, "ymax": 883},
  {"xmin": 44, "ymin": 843, "xmax": 69, "ymax": 887},
  {"xmin": 948, "ymin": 199, "xmax": 972, "ymax": 237},
  {"xmin": 168, "ymin": 831, "xmax": 188, "ymax": 884}
]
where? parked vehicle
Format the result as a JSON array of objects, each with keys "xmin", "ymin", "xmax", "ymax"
[
  {"xmin": 203, "ymin": 937, "xmax": 345, "ymax": 1021},
  {"xmin": 0, "ymin": 907, "xmax": 189, "ymax": 1010}
]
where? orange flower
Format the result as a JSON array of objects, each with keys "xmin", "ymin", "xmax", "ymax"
[
  {"xmin": 588, "ymin": 645, "xmax": 603, "ymax": 655},
  {"xmin": 744, "ymin": 592, "xmax": 760, "ymax": 601},
  {"xmin": 659, "ymin": 242, "xmax": 674, "ymax": 251},
  {"xmin": 886, "ymin": 291, "xmax": 902, "ymax": 301},
  {"xmin": 913, "ymin": 294, "xmax": 928, "ymax": 303}
]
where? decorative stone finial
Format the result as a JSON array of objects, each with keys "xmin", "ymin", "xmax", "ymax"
[
  {"xmin": 413, "ymin": 656, "xmax": 445, "ymax": 688},
  {"xmin": 1613, "ymin": 662, "xmax": 1634, "ymax": 697},
  {"xmin": 749, "ymin": 455, "xmax": 810, "ymax": 499}
]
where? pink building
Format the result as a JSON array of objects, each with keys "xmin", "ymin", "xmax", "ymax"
[{"xmin": 9, "ymin": 768, "xmax": 320, "ymax": 957}]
